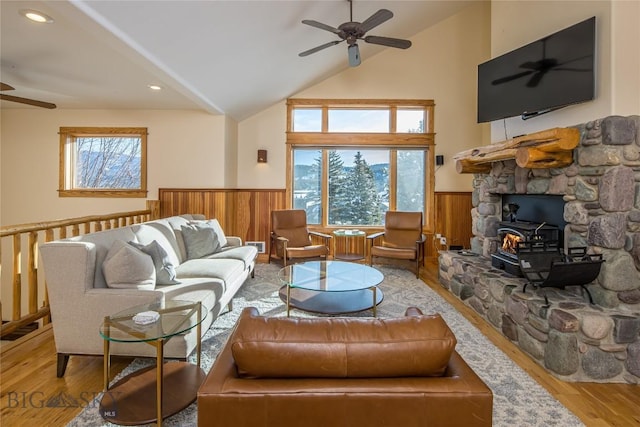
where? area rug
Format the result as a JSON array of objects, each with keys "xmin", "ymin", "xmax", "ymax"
[{"xmin": 68, "ymin": 263, "xmax": 584, "ymax": 427}]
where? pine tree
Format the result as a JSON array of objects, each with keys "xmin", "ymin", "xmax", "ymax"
[
  {"xmin": 328, "ymin": 150, "xmax": 348, "ymax": 224},
  {"xmin": 304, "ymin": 153, "xmax": 323, "ymax": 223},
  {"xmin": 397, "ymin": 150, "xmax": 424, "ymax": 211},
  {"xmin": 341, "ymin": 151, "xmax": 382, "ymax": 225}
]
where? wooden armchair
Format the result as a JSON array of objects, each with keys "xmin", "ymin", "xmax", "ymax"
[
  {"xmin": 367, "ymin": 211, "xmax": 426, "ymax": 278},
  {"xmin": 269, "ymin": 209, "xmax": 332, "ymax": 267}
]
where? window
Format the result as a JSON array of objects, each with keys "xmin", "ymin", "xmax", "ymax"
[
  {"xmin": 287, "ymin": 99, "xmax": 435, "ymax": 230},
  {"xmin": 59, "ymin": 127, "xmax": 147, "ymax": 197}
]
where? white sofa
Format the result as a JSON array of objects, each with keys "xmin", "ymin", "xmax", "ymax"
[{"xmin": 39, "ymin": 214, "xmax": 257, "ymax": 377}]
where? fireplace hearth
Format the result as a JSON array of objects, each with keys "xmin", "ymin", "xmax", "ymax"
[{"xmin": 443, "ymin": 116, "xmax": 640, "ymax": 384}]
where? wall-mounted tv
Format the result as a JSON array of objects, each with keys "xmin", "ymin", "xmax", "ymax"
[{"xmin": 477, "ymin": 16, "xmax": 595, "ymax": 123}]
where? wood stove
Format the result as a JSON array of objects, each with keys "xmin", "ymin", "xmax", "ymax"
[{"xmin": 491, "ymin": 220, "xmax": 560, "ymax": 276}]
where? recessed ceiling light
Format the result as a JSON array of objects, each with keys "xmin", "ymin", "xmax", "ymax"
[
  {"xmin": 19, "ymin": 9, "xmax": 54, "ymax": 24},
  {"xmin": 148, "ymin": 85, "xmax": 162, "ymax": 91}
]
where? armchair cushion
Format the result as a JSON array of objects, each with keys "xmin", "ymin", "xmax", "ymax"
[
  {"xmin": 272, "ymin": 210, "xmax": 312, "ymax": 248},
  {"xmin": 285, "ymin": 245, "xmax": 329, "ymax": 259},
  {"xmin": 230, "ymin": 307, "xmax": 457, "ymax": 379},
  {"xmin": 371, "ymin": 246, "xmax": 417, "ymax": 260},
  {"xmin": 102, "ymin": 240, "xmax": 156, "ymax": 290},
  {"xmin": 383, "ymin": 211, "xmax": 423, "ymax": 249}
]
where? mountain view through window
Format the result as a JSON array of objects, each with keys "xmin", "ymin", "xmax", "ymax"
[{"xmin": 287, "ymin": 99, "xmax": 434, "ymax": 228}]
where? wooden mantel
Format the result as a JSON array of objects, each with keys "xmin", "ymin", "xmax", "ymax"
[{"xmin": 453, "ymin": 127, "xmax": 580, "ymax": 174}]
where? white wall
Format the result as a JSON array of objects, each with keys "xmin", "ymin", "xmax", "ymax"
[
  {"xmin": 489, "ymin": 0, "xmax": 639, "ymax": 141},
  {"xmin": 224, "ymin": 115, "xmax": 238, "ymax": 187},
  {"xmin": 0, "ymin": 109, "xmax": 226, "ymax": 225},
  {"xmin": 7, "ymin": 1, "xmax": 634, "ymax": 224},
  {"xmin": 237, "ymin": 1, "xmax": 492, "ymax": 192},
  {"xmin": 611, "ymin": 0, "xmax": 640, "ymax": 116},
  {"xmin": 237, "ymin": 102, "xmax": 287, "ymax": 189}
]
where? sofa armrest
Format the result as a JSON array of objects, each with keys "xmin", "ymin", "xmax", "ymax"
[
  {"xmin": 84, "ymin": 288, "xmax": 164, "ymax": 306},
  {"xmin": 225, "ymin": 236, "xmax": 243, "ymax": 247}
]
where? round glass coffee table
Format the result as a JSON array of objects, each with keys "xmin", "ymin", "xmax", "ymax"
[
  {"xmin": 278, "ymin": 260, "xmax": 384, "ymax": 316},
  {"xmin": 99, "ymin": 300, "xmax": 208, "ymax": 426}
]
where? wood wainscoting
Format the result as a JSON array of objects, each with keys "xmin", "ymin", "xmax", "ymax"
[
  {"xmin": 159, "ymin": 188, "xmax": 286, "ymax": 260},
  {"xmin": 431, "ymin": 191, "xmax": 473, "ymax": 255},
  {"xmin": 158, "ymin": 188, "xmax": 472, "ymax": 260}
]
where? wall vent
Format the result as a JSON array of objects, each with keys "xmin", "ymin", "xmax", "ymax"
[{"xmin": 246, "ymin": 241, "xmax": 266, "ymax": 253}]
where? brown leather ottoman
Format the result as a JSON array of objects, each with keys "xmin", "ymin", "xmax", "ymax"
[{"xmin": 197, "ymin": 307, "xmax": 493, "ymax": 426}]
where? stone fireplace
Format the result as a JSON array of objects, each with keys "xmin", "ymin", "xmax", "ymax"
[{"xmin": 440, "ymin": 115, "xmax": 640, "ymax": 383}]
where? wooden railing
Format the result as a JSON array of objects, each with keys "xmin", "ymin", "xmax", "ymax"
[{"xmin": 0, "ymin": 200, "xmax": 160, "ymax": 339}]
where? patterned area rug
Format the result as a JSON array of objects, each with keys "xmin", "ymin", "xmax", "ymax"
[{"xmin": 69, "ymin": 263, "xmax": 584, "ymax": 427}]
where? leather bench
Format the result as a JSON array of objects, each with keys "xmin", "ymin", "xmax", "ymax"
[{"xmin": 197, "ymin": 307, "xmax": 493, "ymax": 426}]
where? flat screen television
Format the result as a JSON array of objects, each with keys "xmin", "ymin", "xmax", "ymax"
[{"xmin": 477, "ymin": 16, "xmax": 595, "ymax": 123}]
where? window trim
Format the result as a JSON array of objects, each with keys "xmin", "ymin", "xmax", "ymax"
[
  {"xmin": 58, "ymin": 126, "xmax": 148, "ymax": 198},
  {"xmin": 286, "ymin": 99, "xmax": 435, "ymax": 232}
]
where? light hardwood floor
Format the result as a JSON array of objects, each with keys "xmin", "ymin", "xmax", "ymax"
[{"xmin": 1, "ymin": 261, "xmax": 638, "ymax": 426}]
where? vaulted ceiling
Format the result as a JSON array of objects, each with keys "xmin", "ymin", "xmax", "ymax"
[{"xmin": 1, "ymin": 1, "xmax": 473, "ymax": 120}]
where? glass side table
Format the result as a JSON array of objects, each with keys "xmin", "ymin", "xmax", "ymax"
[
  {"xmin": 333, "ymin": 229, "xmax": 367, "ymax": 261},
  {"xmin": 99, "ymin": 300, "xmax": 208, "ymax": 426}
]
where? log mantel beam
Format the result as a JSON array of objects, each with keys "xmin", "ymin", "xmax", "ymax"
[{"xmin": 453, "ymin": 127, "xmax": 580, "ymax": 174}]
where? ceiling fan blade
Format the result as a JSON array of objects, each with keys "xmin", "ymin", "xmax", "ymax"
[
  {"xmin": 299, "ymin": 40, "xmax": 342, "ymax": 57},
  {"xmin": 491, "ymin": 71, "xmax": 533, "ymax": 85},
  {"xmin": 553, "ymin": 67, "xmax": 591, "ymax": 72},
  {"xmin": 0, "ymin": 94, "xmax": 57, "ymax": 109},
  {"xmin": 348, "ymin": 44, "xmax": 361, "ymax": 67},
  {"xmin": 520, "ymin": 61, "xmax": 542, "ymax": 70},
  {"xmin": 0, "ymin": 82, "xmax": 16, "ymax": 91},
  {"xmin": 359, "ymin": 9, "xmax": 393, "ymax": 33},
  {"xmin": 302, "ymin": 19, "xmax": 342, "ymax": 35},
  {"xmin": 364, "ymin": 35, "xmax": 411, "ymax": 49},
  {"xmin": 526, "ymin": 72, "xmax": 545, "ymax": 88}
]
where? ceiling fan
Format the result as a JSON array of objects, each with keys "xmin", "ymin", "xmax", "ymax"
[
  {"xmin": 299, "ymin": 0, "xmax": 412, "ymax": 67},
  {"xmin": 0, "ymin": 82, "xmax": 57, "ymax": 109},
  {"xmin": 491, "ymin": 37, "xmax": 592, "ymax": 88}
]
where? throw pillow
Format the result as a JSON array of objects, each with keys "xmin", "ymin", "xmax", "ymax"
[
  {"xmin": 102, "ymin": 240, "xmax": 156, "ymax": 290},
  {"xmin": 190, "ymin": 219, "xmax": 228, "ymax": 248},
  {"xmin": 129, "ymin": 240, "xmax": 180, "ymax": 285},
  {"xmin": 181, "ymin": 223, "xmax": 220, "ymax": 259}
]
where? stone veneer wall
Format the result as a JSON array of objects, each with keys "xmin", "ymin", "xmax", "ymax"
[
  {"xmin": 439, "ymin": 252, "xmax": 639, "ymax": 383},
  {"xmin": 439, "ymin": 115, "xmax": 640, "ymax": 383}
]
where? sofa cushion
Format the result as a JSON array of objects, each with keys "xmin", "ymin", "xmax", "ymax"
[
  {"xmin": 102, "ymin": 240, "xmax": 156, "ymax": 290},
  {"xmin": 129, "ymin": 240, "xmax": 180, "ymax": 285},
  {"xmin": 176, "ymin": 258, "xmax": 245, "ymax": 287},
  {"xmin": 206, "ymin": 245, "xmax": 257, "ymax": 269},
  {"xmin": 191, "ymin": 219, "xmax": 228, "ymax": 248},
  {"xmin": 132, "ymin": 222, "xmax": 182, "ymax": 267},
  {"xmin": 181, "ymin": 223, "xmax": 221, "ymax": 259},
  {"xmin": 230, "ymin": 307, "xmax": 457, "ymax": 379},
  {"xmin": 71, "ymin": 227, "xmax": 139, "ymax": 289}
]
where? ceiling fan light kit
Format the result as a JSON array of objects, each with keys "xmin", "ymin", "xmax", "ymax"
[
  {"xmin": 348, "ymin": 44, "xmax": 361, "ymax": 67},
  {"xmin": 299, "ymin": 0, "xmax": 411, "ymax": 67}
]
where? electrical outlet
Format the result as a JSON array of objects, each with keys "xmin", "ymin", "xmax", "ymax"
[
  {"xmin": 435, "ymin": 233, "xmax": 442, "ymax": 239},
  {"xmin": 440, "ymin": 237, "xmax": 447, "ymax": 246}
]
